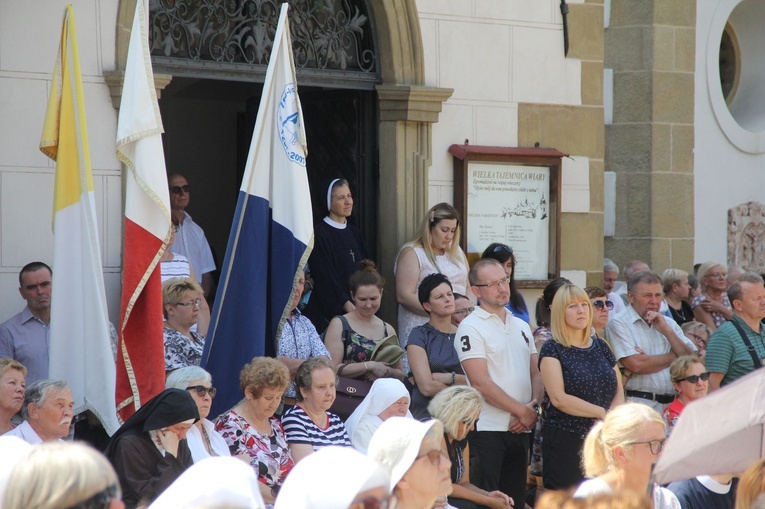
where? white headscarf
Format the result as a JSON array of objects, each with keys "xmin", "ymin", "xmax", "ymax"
[
  {"xmin": 345, "ymin": 379, "xmax": 412, "ymax": 452},
  {"xmin": 275, "ymin": 446, "xmax": 389, "ymax": 509},
  {"xmin": 368, "ymin": 417, "xmax": 441, "ymax": 490},
  {"xmin": 149, "ymin": 457, "xmax": 265, "ymax": 509}
]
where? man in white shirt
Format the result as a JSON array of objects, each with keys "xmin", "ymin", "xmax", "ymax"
[
  {"xmin": 168, "ymin": 173, "xmax": 216, "ymax": 297},
  {"xmin": 4, "ymin": 379, "xmax": 73, "ymax": 443},
  {"xmin": 605, "ymin": 271, "xmax": 696, "ymax": 412},
  {"xmin": 455, "ymin": 258, "xmax": 543, "ymax": 507}
]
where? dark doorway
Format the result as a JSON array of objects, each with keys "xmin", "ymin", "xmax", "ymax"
[{"xmin": 159, "ymin": 77, "xmax": 378, "ymax": 279}]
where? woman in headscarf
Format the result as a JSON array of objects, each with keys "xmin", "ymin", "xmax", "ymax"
[
  {"xmin": 368, "ymin": 417, "xmax": 453, "ymax": 509},
  {"xmin": 345, "ymin": 378, "xmax": 412, "ymax": 454},
  {"xmin": 149, "ymin": 457, "xmax": 265, "ymax": 509},
  {"xmin": 105, "ymin": 388, "xmax": 199, "ymax": 509},
  {"xmin": 274, "ymin": 446, "xmax": 391, "ymax": 509},
  {"xmin": 304, "ymin": 178, "xmax": 367, "ymax": 333}
]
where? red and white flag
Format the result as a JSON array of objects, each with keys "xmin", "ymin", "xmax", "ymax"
[{"xmin": 115, "ymin": 0, "xmax": 171, "ymax": 422}]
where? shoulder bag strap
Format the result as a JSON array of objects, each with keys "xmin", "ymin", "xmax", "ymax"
[{"xmin": 729, "ymin": 319, "xmax": 763, "ymax": 369}]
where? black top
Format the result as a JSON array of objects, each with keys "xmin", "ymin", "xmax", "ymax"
[
  {"xmin": 668, "ymin": 300, "xmax": 695, "ymax": 326},
  {"xmin": 667, "ymin": 478, "xmax": 737, "ymax": 509},
  {"xmin": 304, "ymin": 219, "xmax": 366, "ymax": 332},
  {"xmin": 539, "ymin": 338, "xmax": 617, "ymax": 436}
]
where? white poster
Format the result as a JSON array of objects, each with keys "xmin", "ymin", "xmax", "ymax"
[{"xmin": 466, "ymin": 162, "xmax": 550, "ymax": 279}]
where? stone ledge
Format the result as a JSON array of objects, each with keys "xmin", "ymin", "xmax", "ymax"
[
  {"xmin": 103, "ymin": 70, "xmax": 173, "ymax": 110},
  {"xmin": 376, "ymin": 85, "xmax": 454, "ymax": 123}
]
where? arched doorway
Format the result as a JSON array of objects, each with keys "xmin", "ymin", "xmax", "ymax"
[{"xmin": 110, "ymin": 0, "xmax": 452, "ymax": 321}]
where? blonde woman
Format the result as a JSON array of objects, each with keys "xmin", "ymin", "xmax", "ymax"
[
  {"xmin": 395, "ymin": 203, "xmax": 469, "ymax": 371},
  {"xmin": 428, "ymin": 386, "xmax": 512, "ymax": 509},
  {"xmin": 736, "ymin": 459, "xmax": 765, "ymax": 509},
  {"xmin": 575, "ymin": 403, "xmax": 680, "ymax": 509},
  {"xmin": 661, "ymin": 269, "xmax": 694, "ymax": 326},
  {"xmin": 663, "ymin": 355, "xmax": 708, "ymax": 436},
  {"xmin": 2, "ymin": 442, "xmax": 123, "ymax": 509},
  {"xmin": 162, "ymin": 278, "xmax": 207, "ymax": 373},
  {"xmin": 681, "ymin": 321, "xmax": 712, "ymax": 361},
  {"xmin": 539, "ymin": 284, "xmax": 624, "ymax": 490}
]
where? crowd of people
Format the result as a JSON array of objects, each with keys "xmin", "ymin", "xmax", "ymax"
[{"xmin": 1, "ymin": 178, "xmax": 765, "ymax": 508}]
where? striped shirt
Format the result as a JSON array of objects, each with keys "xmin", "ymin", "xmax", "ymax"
[
  {"xmin": 161, "ymin": 253, "xmax": 191, "ymax": 282},
  {"xmin": 281, "ymin": 405, "xmax": 351, "ymax": 450}
]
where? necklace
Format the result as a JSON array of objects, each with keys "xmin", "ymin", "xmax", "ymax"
[{"xmin": 200, "ymin": 423, "xmax": 217, "ymax": 456}]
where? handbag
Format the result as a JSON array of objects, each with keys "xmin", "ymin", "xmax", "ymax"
[{"xmin": 330, "ymin": 370, "xmax": 372, "ymax": 421}]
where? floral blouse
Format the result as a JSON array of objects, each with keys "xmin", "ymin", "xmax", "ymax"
[
  {"xmin": 163, "ymin": 326, "xmax": 204, "ymax": 371},
  {"xmin": 214, "ymin": 410, "xmax": 294, "ymax": 488}
]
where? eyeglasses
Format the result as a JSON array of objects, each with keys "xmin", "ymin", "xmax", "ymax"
[
  {"xmin": 70, "ymin": 482, "xmax": 120, "ymax": 509},
  {"xmin": 592, "ymin": 300, "xmax": 614, "ymax": 311},
  {"xmin": 415, "ymin": 448, "xmax": 449, "ymax": 466},
  {"xmin": 627, "ymin": 438, "xmax": 666, "ymax": 455},
  {"xmin": 676, "ymin": 372, "xmax": 710, "ymax": 384},
  {"xmin": 686, "ymin": 333, "xmax": 708, "ymax": 346},
  {"xmin": 170, "ymin": 184, "xmax": 191, "ymax": 194},
  {"xmin": 492, "ymin": 245, "xmax": 513, "ymax": 255},
  {"xmin": 453, "ymin": 306, "xmax": 475, "ymax": 316},
  {"xmin": 176, "ymin": 298, "xmax": 202, "ymax": 308},
  {"xmin": 351, "ymin": 494, "xmax": 397, "ymax": 509},
  {"xmin": 187, "ymin": 385, "xmax": 217, "ymax": 398},
  {"xmin": 474, "ymin": 277, "xmax": 510, "ymax": 288}
]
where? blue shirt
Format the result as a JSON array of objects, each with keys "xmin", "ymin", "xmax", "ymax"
[
  {"xmin": 0, "ymin": 306, "xmax": 50, "ymax": 385},
  {"xmin": 539, "ymin": 337, "xmax": 617, "ymax": 436}
]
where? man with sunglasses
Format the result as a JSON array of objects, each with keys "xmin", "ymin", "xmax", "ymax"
[
  {"xmin": 168, "ymin": 173, "xmax": 216, "ymax": 298},
  {"xmin": 706, "ymin": 272, "xmax": 765, "ymax": 391},
  {"xmin": 606, "ymin": 271, "xmax": 697, "ymax": 413},
  {"xmin": 455, "ymin": 258, "xmax": 543, "ymax": 508}
]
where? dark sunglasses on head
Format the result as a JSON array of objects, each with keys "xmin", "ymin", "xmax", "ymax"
[
  {"xmin": 676, "ymin": 372, "xmax": 710, "ymax": 384},
  {"xmin": 170, "ymin": 184, "xmax": 191, "ymax": 194},
  {"xmin": 187, "ymin": 385, "xmax": 216, "ymax": 398},
  {"xmin": 492, "ymin": 244, "xmax": 513, "ymax": 255},
  {"xmin": 592, "ymin": 300, "xmax": 614, "ymax": 311}
]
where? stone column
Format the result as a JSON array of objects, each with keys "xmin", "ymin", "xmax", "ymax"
[
  {"xmin": 376, "ymin": 85, "xmax": 453, "ymax": 322},
  {"xmin": 605, "ymin": 1, "xmax": 696, "ymax": 271}
]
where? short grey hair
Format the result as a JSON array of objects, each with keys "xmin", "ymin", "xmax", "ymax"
[
  {"xmin": 727, "ymin": 272, "xmax": 765, "ymax": 304},
  {"xmin": 661, "ymin": 268, "xmax": 688, "ymax": 294},
  {"xmin": 624, "ymin": 260, "xmax": 649, "ymax": 279},
  {"xmin": 166, "ymin": 366, "xmax": 212, "ymax": 390},
  {"xmin": 627, "ymin": 270, "xmax": 662, "ymax": 293},
  {"xmin": 22, "ymin": 380, "xmax": 69, "ymax": 420},
  {"xmin": 604, "ymin": 258, "xmax": 619, "ymax": 274}
]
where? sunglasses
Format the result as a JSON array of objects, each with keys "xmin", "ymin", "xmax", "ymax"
[
  {"xmin": 627, "ymin": 438, "xmax": 666, "ymax": 455},
  {"xmin": 676, "ymin": 372, "xmax": 710, "ymax": 384},
  {"xmin": 453, "ymin": 306, "xmax": 475, "ymax": 316},
  {"xmin": 187, "ymin": 385, "xmax": 217, "ymax": 398},
  {"xmin": 415, "ymin": 448, "xmax": 448, "ymax": 467},
  {"xmin": 592, "ymin": 300, "xmax": 614, "ymax": 311},
  {"xmin": 351, "ymin": 494, "xmax": 397, "ymax": 509},
  {"xmin": 492, "ymin": 245, "xmax": 513, "ymax": 255},
  {"xmin": 170, "ymin": 184, "xmax": 191, "ymax": 194}
]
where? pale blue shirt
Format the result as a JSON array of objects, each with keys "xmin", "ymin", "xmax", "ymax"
[{"xmin": 0, "ymin": 306, "xmax": 50, "ymax": 385}]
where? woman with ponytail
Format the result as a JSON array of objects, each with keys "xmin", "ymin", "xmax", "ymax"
[{"xmin": 575, "ymin": 403, "xmax": 680, "ymax": 508}]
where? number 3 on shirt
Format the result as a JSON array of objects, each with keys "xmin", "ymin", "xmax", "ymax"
[{"xmin": 460, "ymin": 335, "xmax": 471, "ymax": 352}]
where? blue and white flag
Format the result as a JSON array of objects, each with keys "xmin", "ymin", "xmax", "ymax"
[{"xmin": 203, "ymin": 3, "xmax": 312, "ymax": 415}]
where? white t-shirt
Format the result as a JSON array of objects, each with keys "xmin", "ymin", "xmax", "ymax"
[
  {"xmin": 575, "ymin": 477, "xmax": 681, "ymax": 509},
  {"xmin": 171, "ymin": 212, "xmax": 216, "ymax": 282},
  {"xmin": 455, "ymin": 306, "xmax": 537, "ymax": 431}
]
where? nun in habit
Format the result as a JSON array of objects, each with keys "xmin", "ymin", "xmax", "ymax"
[{"xmin": 105, "ymin": 388, "xmax": 199, "ymax": 509}]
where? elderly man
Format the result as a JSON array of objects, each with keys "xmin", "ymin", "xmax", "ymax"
[
  {"xmin": 706, "ymin": 272, "xmax": 765, "ymax": 391},
  {"xmin": 614, "ymin": 260, "xmax": 650, "ymax": 305},
  {"xmin": 455, "ymin": 258, "xmax": 543, "ymax": 508},
  {"xmin": 0, "ymin": 262, "xmax": 53, "ymax": 385},
  {"xmin": 168, "ymin": 173, "xmax": 216, "ymax": 298},
  {"xmin": 603, "ymin": 259, "xmax": 626, "ymax": 317},
  {"xmin": 605, "ymin": 271, "xmax": 696, "ymax": 412},
  {"xmin": 4, "ymin": 379, "xmax": 73, "ymax": 443}
]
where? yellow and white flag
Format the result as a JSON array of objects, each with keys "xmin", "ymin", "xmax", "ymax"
[{"xmin": 40, "ymin": 4, "xmax": 119, "ymax": 435}]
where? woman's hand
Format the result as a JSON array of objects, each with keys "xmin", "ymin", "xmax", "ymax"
[
  {"xmin": 487, "ymin": 491, "xmax": 513, "ymax": 508},
  {"xmin": 365, "ymin": 361, "xmax": 390, "ymax": 380},
  {"xmin": 157, "ymin": 428, "xmax": 181, "ymax": 458}
]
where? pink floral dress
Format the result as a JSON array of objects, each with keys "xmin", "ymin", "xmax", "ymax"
[{"xmin": 215, "ymin": 410, "xmax": 294, "ymax": 488}]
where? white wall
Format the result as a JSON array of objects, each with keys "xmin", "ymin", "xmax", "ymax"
[
  {"xmin": 694, "ymin": 0, "xmax": 765, "ymax": 265},
  {"xmin": 0, "ymin": 1, "xmax": 122, "ymax": 323}
]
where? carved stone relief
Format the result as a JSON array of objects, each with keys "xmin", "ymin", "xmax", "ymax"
[{"xmin": 728, "ymin": 201, "xmax": 765, "ymax": 273}]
